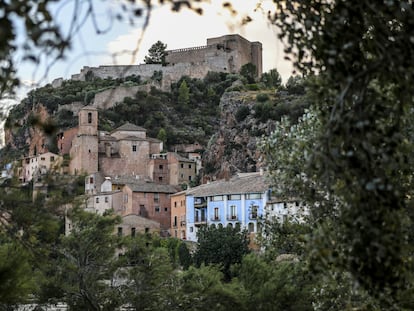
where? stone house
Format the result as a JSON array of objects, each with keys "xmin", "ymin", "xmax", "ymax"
[
  {"xmin": 112, "ymin": 176, "xmax": 180, "ymax": 237},
  {"xmin": 170, "ymin": 191, "xmax": 187, "ymax": 239},
  {"xmin": 18, "ymin": 151, "xmax": 63, "ymax": 183}
]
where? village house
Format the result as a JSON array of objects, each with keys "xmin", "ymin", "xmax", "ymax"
[
  {"xmin": 184, "ymin": 172, "xmax": 270, "ymax": 243},
  {"xmin": 111, "ymin": 176, "xmax": 180, "ymax": 236},
  {"xmin": 18, "ymin": 151, "xmax": 63, "ymax": 183},
  {"xmin": 170, "ymin": 190, "xmax": 187, "ymax": 239}
]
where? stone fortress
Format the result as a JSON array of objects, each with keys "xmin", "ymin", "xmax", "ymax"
[{"xmin": 70, "ymin": 34, "xmax": 262, "ymax": 90}]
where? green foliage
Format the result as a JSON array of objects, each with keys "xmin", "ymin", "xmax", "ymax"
[
  {"xmin": 0, "ymin": 235, "xmax": 34, "ymax": 305},
  {"xmin": 260, "ymin": 68, "xmax": 282, "ymax": 89},
  {"xmin": 177, "ymin": 80, "xmax": 190, "ymax": 107},
  {"xmin": 120, "ymin": 234, "xmax": 175, "ymax": 310},
  {"xmin": 256, "ymin": 93, "xmax": 269, "ymax": 102},
  {"xmin": 178, "ymin": 242, "xmax": 192, "ymax": 269},
  {"xmin": 157, "ymin": 127, "xmax": 167, "ymax": 144},
  {"xmin": 240, "ymin": 63, "xmax": 257, "ymax": 84},
  {"xmin": 144, "ymin": 40, "xmax": 168, "ymax": 65},
  {"xmin": 235, "ymin": 105, "xmax": 250, "ymax": 122},
  {"xmin": 55, "ymin": 207, "xmax": 122, "ymax": 310},
  {"xmin": 194, "ymin": 225, "xmax": 249, "ymax": 280},
  {"xmin": 234, "ymin": 254, "xmax": 314, "ymax": 311},
  {"xmin": 270, "ymin": 0, "xmax": 414, "ymax": 303},
  {"xmin": 285, "ymin": 76, "xmax": 305, "ymax": 95}
]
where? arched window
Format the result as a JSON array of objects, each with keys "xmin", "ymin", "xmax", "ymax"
[{"xmin": 248, "ymin": 222, "xmax": 254, "ymax": 233}]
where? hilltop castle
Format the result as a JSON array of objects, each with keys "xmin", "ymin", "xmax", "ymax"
[{"xmin": 69, "ymin": 34, "xmax": 262, "ymax": 90}]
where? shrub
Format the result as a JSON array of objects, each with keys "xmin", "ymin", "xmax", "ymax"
[
  {"xmin": 235, "ymin": 105, "xmax": 250, "ymax": 122},
  {"xmin": 256, "ymin": 93, "xmax": 269, "ymax": 102}
]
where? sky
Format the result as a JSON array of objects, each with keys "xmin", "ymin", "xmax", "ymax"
[
  {"xmin": 17, "ymin": 0, "xmax": 293, "ymax": 88},
  {"xmin": 0, "ymin": 0, "xmax": 294, "ymax": 147}
]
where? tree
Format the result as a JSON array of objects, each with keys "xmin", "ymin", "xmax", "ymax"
[
  {"xmin": 194, "ymin": 225, "xmax": 249, "ymax": 280},
  {"xmin": 157, "ymin": 127, "xmax": 167, "ymax": 145},
  {"xmin": 54, "ymin": 207, "xmax": 122, "ymax": 310},
  {"xmin": 144, "ymin": 40, "xmax": 168, "ymax": 65},
  {"xmin": 177, "ymin": 80, "xmax": 190, "ymax": 107},
  {"xmin": 260, "ymin": 68, "xmax": 282, "ymax": 89},
  {"xmin": 239, "ymin": 63, "xmax": 257, "ymax": 84},
  {"xmin": 267, "ymin": 0, "xmax": 414, "ymax": 303},
  {"xmin": 285, "ymin": 75, "xmax": 305, "ymax": 95}
]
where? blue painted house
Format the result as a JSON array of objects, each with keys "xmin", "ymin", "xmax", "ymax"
[{"xmin": 185, "ymin": 172, "xmax": 270, "ymax": 242}]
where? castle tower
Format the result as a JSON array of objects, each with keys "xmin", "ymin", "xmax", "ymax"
[{"xmin": 69, "ymin": 107, "xmax": 99, "ymax": 175}]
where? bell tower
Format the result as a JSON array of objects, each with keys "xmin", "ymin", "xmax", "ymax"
[{"xmin": 69, "ymin": 107, "xmax": 99, "ymax": 175}]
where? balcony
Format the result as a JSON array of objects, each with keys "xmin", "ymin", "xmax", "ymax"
[
  {"xmin": 249, "ymin": 213, "xmax": 263, "ymax": 220},
  {"xmin": 194, "ymin": 198, "xmax": 206, "ymax": 207},
  {"xmin": 210, "ymin": 216, "xmax": 220, "ymax": 221},
  {"xmin": 194, "ymin": 215, "xmax": 207, "ymax": 226},
  {"xmin": 180, "ymin": 220, "xmax": 186, "ymax": 226},
  {"xmin": 227, "ymin": 215, "xmax": 238, "ymax": 221}
]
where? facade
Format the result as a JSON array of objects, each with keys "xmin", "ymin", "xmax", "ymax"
[
  {"xmin": 170, "ymin": 191, "xmax": 187, "ymax": 239},
  {"xmin": 68, "ymin": 108, "xmax": 163, "ymax": 179},
  {"xmin": 19, "ymin": 151, "xmax": 63, "ymax": 183},
  {"xmin": 185, "ymin": 172, "xmax": 270, "ymax": 242},
  {"xmin": 116, "ymin": 214, "xmax": 161, "ymax": 237},
  {"xmin": 266, "ymin": 199, "xmax": 309, "ymax": 223},
  {"xmin": 112, "ymin": 176, "xmax": 180, "ymax": 236}
]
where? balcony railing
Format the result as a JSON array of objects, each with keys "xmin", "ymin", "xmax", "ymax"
[
  {"xmin": 210, "ymin": 216, "xmax": 220, "ymax": 221},
  {"xmin": 194, "ymin": 216, "xmax": 207, "ymax": 224},
  {"xmin": 227, "ymin": 215, "xmax": 238, "ymax": 221}
]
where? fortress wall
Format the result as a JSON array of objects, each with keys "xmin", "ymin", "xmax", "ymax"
[
  {"xmin": 92, "ymin": 84, "xmax": 151, "ymax": 110},
  {"xmin": 72, "ymin": 64, "xmax": 164, "ymax": 81},
  {"xmin": 166, "ymin": 45, "xmax": 215, "ymax": 65}
]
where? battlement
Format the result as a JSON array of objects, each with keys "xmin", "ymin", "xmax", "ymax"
[{"xmin": 71, "ymin": 34, "xmax": 262, "ymax": 90}]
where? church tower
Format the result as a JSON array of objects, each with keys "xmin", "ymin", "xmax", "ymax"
[{"xmin": 69, "ymin": 107, "xmax": 99, "ymax": 175}]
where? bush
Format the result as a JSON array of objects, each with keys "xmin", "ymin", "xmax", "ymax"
[
  {"xmin": 235, "ymin": 105, "xmax": 250, "ymax": 122},
  {"xmin": 246, "ymin": 84, "xmax": 259, "ymax": 91},
  {"xmin": 256, "ymin": 93, "xmax": 269, "ymax": 102}
]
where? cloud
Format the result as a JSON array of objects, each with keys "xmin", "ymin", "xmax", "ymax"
[{"xmin": 103, "ymin": 0, "xmax": 293, "ymax": 81}]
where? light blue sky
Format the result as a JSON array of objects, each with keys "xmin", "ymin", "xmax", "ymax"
[{"xmin": 16, "ymin": 0, "xmax": 292, "ymax": 88}]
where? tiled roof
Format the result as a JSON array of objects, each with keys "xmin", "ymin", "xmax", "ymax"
[
  {"xmin": 186, "ymin": 172, "xmax": 269, "ymax": 197},
  {"xmin": 127, "ymin": 182, "xmax": 180, "ymax": 194},
  {"xmin": 112, "ymin": 122, "xmax": 146, "ymax": 133}
]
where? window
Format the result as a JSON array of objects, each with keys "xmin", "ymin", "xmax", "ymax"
[
  {"xmin": 117, "ymin": 227, "xmax": 123, "ymax": 236},
  {"xmin": 155, "ymin": 206, "xmax": 160, "ymax": 213},
  {"xmin": 190, "ymin": 227, "xmax": 193, "ymax": 233},
  {"xmin": 88, "ymin": 112, "xmax": 92, "ymax": 124},
  {"xmin": 154, "ymin": 193, "xmax": 159, "ymax": 203},
  {"xmin": 174, "ymin": 202, "xmax": 177, "ymax": 208},
  {"xmin": 248, "ymin": 222, "xmax": 255, "ymax": 233},
  {"xmin": 230, "ymin": 205, "xmax": 237, "ymax": 219},
  {"xmin": 214, "ymin": 207, "xmax": 219, "ymax": 220},
  {"xmin": 159, "ymin": 177, "xmax": 163, "ymax": 182},
  {"xmin": 50, "ymin": 156, "xmax": 55, "ymax": 162},
  {"xmin": 164, "ymin": 207, "xmax": 168, "ymax": 212},
  {"xmin": 96, "ymin": 197, "xmax": 99, "ymax": 203},
  {"xmin": 189, "ymin": 176, "xmax": 192, "ymax": 181},
  {"xmin": 145, "ymin": 227, "xmax": 150, "ymax": 233},
  {"xmin": 131, "ymin": 227, "xmax": 136, "ymax": 237},
  {"xmin": 212, "ymin": 195, "xmax": 223, "ymax": 201},
  {"xmin": 159, "ymin": 164, "xmax": 163, "ymax": 169},
  {"xmin": 89, "ymin": 177, "xmax": 94, "ymax": 184},
  {"xmin": 105, "ymin": 197, "xmax": 108, "ymax": 203},
  {"xmin": 189, "ymin": 164, "xmax": 192, "ymax": 169},
  {"xmin": 246, "ymin": 193, "xmax": 262, "ymax": 199},
  {"xmin": 173, "ymin": 216, "xmax": 177, "ymax": 227},
  {"xmin": 228, "ymin": 194, "xmax": 241, "ymax": 200},
  {"xmin": 132, "ymin": 145, "xmax": 137, "ymax": 152},
  {"xmin": 250, "ymin": 205, "xmax": 258, "ymax": 219},
  {"xmin": 181, "ymin": 163, "xmax": 184, "ymax": 168},
  {"xmin": 40, "ymin": 157, "xmax": 45, "ymax": 161},
  {"xmin": 124, "ymin": 194, "xmax": 128, "ymax": 203}
]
